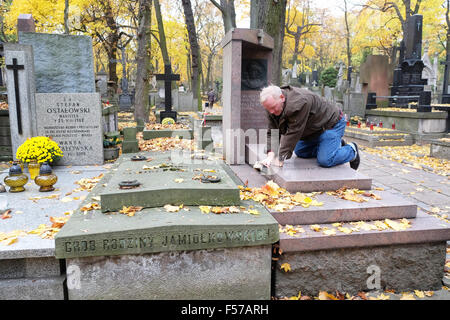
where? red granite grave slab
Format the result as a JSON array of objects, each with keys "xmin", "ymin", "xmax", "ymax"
[
  {"xmin": 245, "ymin": 144, "xmax": 372, "ymax": 192},
  {"xmin": 279, "ymin": 211, "xmax": 450, "ymax": 253},
  {"xmin": 230, "ymin": 162, "xmax": 415, "ymax": 224}
]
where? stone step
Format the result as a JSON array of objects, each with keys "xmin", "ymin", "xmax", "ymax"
[
  {"xmin": 0, "ymin": 276, "xmax": 65, "ymax": 300},
  {"xmin": 229, "ymin": 162, "xmax": 417, "ymax": 224},
  {"xmin": 142, "ymin": 129, "xmax": 193, "ymax": 140},
  {"xmin": 344, "ymin": 127, "xmax": 413, "ymax": 147},
  {"xmin": 246, "ymin": 144, "xmax": 372, "ymax": 192},
  {"xmin": 274, "ymin": 212, "xmax": 450, "ymax": 297},
  {"xmin": 278, "ymin": 211, "xmax": 449, "ymax": 253},
  {"xmin": 270, "ymin": 191, "xmax": 417, "ymax": 225}
]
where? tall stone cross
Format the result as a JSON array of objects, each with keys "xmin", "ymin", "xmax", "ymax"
[
  {"xmin": 155, "ymin": 64, "xmax": 180, "ymax": 122},
  {"xmin": 6, "ymin": 58, "xmax": 24, "ymax": 134}
]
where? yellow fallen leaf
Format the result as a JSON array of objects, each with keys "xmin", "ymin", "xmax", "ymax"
[
  {"xmin": 174, "ymin": 178, "xmax": 184, "ymax": 183},
  {"xmin": 322, "ymin": 229, "xmax": 336, "ymax": 236},
  {"xmin": 280, "ymin": 263, "xmax": 291, "ymax": 272},
  {"xmin": 431, "ymin": 207, "xmax": 440, "ymax": 213},
  {"xmin": 400, "ymin": 293, "xmax": 416, "ymax": 300},
  {"xmin": 247, "ymin": 209, "xmax": 260, "ymax": 215},
  {"xmin": 199, "ymin": 206, "xmax": 211, "ymax": 214},
  {"xmin": 310, "ymin": 224, "xmax": 321, "ymax": 232},
  {"xmin": 369, "ymin": 293, "xmax": 390, "ymax": 300},
  {"xmin": 164, "ymin": 204, "xmax": 182, "ymax": 212},
  {"xmin": 318, "ymin": 291, "xmax": 338, "ymax": 300},
  {"xmin": 337, "ymin": 227, "xmax": 353, "ymax": 234},
  {"xmin": 424, "ymin": 291, "xmax": 434, "ymax": 297},
  {"xmin": 414, "ymin": 290, "xmax": 425, "ymax": 298}
]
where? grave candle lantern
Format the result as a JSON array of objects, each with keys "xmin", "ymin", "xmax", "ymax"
[
  {"xmin": 357, "ymin": 122, "xmax": 361, "ymax": 128},
  {"xmin": 392, "ymin": 123, "xmax": 396, "ymax": 130},
  {"xmin": 34, "ymin": 162, "xmax": 57, "ymax": 192},
  {"xmin": 370, "ymin": 123, "xmax": 374, "ymax": 131},
  {"xmin": 4, "ymin": 161, "xmax": 28, "ymax": 192},
  {"xmin": 379, "ymin": 122, "xmax": 383, "ymax": 128}
]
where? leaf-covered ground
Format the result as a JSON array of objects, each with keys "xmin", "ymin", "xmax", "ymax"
[{"xmin": 361, "ymin": 144, "xmax": 449, "ymax": 176}]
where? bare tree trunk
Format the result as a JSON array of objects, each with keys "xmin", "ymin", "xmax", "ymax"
[
  {"xmin": 344, "ymin": 0, "xmax": 351, "ymax": 71},
  {"xmin": 250, "ymin": 0, "xmax": 287, "ymax": 85},
  {"xmin": 134, "ymin": 0, "xmax": 152, "ymax": 123},
  {"xmin": 154, "ymin": 0, "xmax": 170, "ymax": 66},
  {"xmin": 182, "ymin": 0, "xmax": 203, "ymax": 111},
  {"xmin": 210, "ymin": 0, "xmax": 236, "ymax": 33},
  {"xmin": 64, "ymin": 0, "xmax": 70, "ymax": 34}
]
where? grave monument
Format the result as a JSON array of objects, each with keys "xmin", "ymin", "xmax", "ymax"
[
  {"xmin": 221, "ymin": 28, "xmax": 273, "ymax": 164},
  {"xmin": 4, "ymin": 22, "xmax": 104, "ymax": 165}
]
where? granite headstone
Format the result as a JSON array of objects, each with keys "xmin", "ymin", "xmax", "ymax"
[
  {"xmin": 35, "ymin": 93, "xmax": 103, "ymax": 165},
  {"xmin": 19, "ymin": 32, "xmax": 95, "ymax": 93}
]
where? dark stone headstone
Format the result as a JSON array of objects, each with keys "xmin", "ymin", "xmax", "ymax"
[
  {"xmin": 156, "ymin": 64, "xmax": 180, "ymax": 122},
  {"xmin": 417, "ymin": 91, "xmax": 432, "ymax": 112},
  {"xmin": 312, "ymin": 70, "xmax": 319, "ymax": 86},
  {"xmin": 366, "ymin": 92, "xmax": 377, "ymax": 109},
  {"xmin": 393, "ymin": 15, "xmax": 427, "ymax": 107}
]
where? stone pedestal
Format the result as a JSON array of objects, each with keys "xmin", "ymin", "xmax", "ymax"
[
  {"xmin": 121, "ymin": 127, "xmax": 139, "ymax": 153},
  {"xmin": 221, "ymin": 29, "xmax": 274, "ymax": 165}
]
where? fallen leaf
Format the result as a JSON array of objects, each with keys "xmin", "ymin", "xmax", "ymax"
[
  {"xmin": 164, "ymin": 204, "xmax": 182, "ymax": 212},
  {"xmin": 280, "ymin": 263, "xmax": 291, "ymax": 272},
  {"xmin": 414, "ymin": 290, "xmax": 425, "ymax": 298},
  {"xmin": 119, "ymin": 206, "xmax": 144, "ymax": 217},
  {"xmin": 318, "ymin": 291, "xmax": 338, "ymax": 300},
  {"xmin": 1, "ymin": 210, "xmax": 12, "ymax": 220},
  {"xmin": 60, "ymin": 197, "xmax": 73, "ymax": 203},
  {"xmin": 400, "ymin": 292, "xmax": 416, "ymax": 300},
  {"xmin": 199, "ymin": 206, "xmax": 211, "ymax": 214}
]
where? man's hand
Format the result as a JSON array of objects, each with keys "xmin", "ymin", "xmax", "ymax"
[
  {"xmin": 261, "ymin": 152, "xmax": 283, "ymax": 167},
  {"xmin": 272, "ymin": 158, "xmax": 284, "ymax": 167},
  {"xmin": 261, "ymin": 152, "xmax": 275, "ymax": 167}
]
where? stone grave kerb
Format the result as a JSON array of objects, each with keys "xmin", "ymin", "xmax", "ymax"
[{"xmin": 221, "ymin": 28, "xmax": 274, "ymax": 165}]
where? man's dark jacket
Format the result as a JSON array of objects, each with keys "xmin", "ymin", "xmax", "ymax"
[{"xmin": 266, "ymin": 85, "xmax": 341, "ymax": 161}]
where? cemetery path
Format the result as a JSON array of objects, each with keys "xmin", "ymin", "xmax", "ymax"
[{"xmin": 358, "ymin": 150, "xmax": 450, "ymax": 216}]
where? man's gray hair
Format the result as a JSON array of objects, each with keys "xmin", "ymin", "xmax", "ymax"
[{"xmin": 260, "ymin": 85, "xmax": 282, "ymax": 104}]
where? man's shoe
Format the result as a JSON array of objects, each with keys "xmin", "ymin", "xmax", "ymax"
[{"xmin": 349, "ymin": 142, "xmax": 360, "ymax": 170}]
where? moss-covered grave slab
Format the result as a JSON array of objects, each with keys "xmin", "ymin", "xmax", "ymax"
[
  {"xmin": 55, "ymin": 152, "xmax": 279, "ymax": 259},
  {"xmin": 99, "ymin": 152, "xmax": 241, "ymax": 212}
]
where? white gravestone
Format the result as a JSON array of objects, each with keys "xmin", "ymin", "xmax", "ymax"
[
  {"xmin": 35, "ymin": 93, "xmax": 104, "ymax": 165},
  {"xmin": 4, "ymin": 44, "xmax": 37, "ymax": 158}
]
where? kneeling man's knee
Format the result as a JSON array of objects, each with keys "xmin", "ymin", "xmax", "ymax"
[{"xmin": 317, "ymin": 155, "xmax": 334, "ymax": 168}]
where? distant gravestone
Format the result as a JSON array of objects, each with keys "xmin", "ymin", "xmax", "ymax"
[
  {"xmin": 96, "ymin": 69, "xmax": 108, "ymax": 98},
  {"xmin": 19, "ymin": 32, "xmax": 95, "ymax": 93},
  {"xmin": 17, "ymin": 14, "xmax": 35, "ymax": 33},
  {"xmin": 221, "ymin": 28, "xmax": 273, "ymax": 164},
  {"xmin": 35, "ymin": 93, "xmax": 103, "ymax": 165}
]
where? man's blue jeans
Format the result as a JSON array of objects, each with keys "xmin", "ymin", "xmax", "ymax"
[{"xmin": 293, "ymin": 117, "xmax": 355, "ymax": 167}]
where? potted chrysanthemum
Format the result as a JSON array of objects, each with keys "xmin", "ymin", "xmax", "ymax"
[{"xmin": 15, "ymin": 137, "xmax": 63, "ymax": 179}]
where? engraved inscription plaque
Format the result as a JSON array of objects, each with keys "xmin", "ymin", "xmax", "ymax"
[
  {"xmin": 35, "ymin": 93, "xmax": 104, "ymax": 165},
  {"xmin": 241, "ymin": 59, "xmax": 267, "ymax": 91}
]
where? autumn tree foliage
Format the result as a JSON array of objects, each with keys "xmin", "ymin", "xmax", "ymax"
[{"xmin": 3, "ymin": 0, "xmax": 450, "ymax": 97}]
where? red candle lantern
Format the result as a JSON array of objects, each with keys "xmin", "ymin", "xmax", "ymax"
[
  {"xmin": 392, "ymin": 123, "xmax": 396, "ymax": 130},
  {"xmin": 370, "ymin": 124, "xmax": 374, "ymax": 131},
  {"xmin": 357, "ymin": 122, "xmax": 361, "ymax": 128}
]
